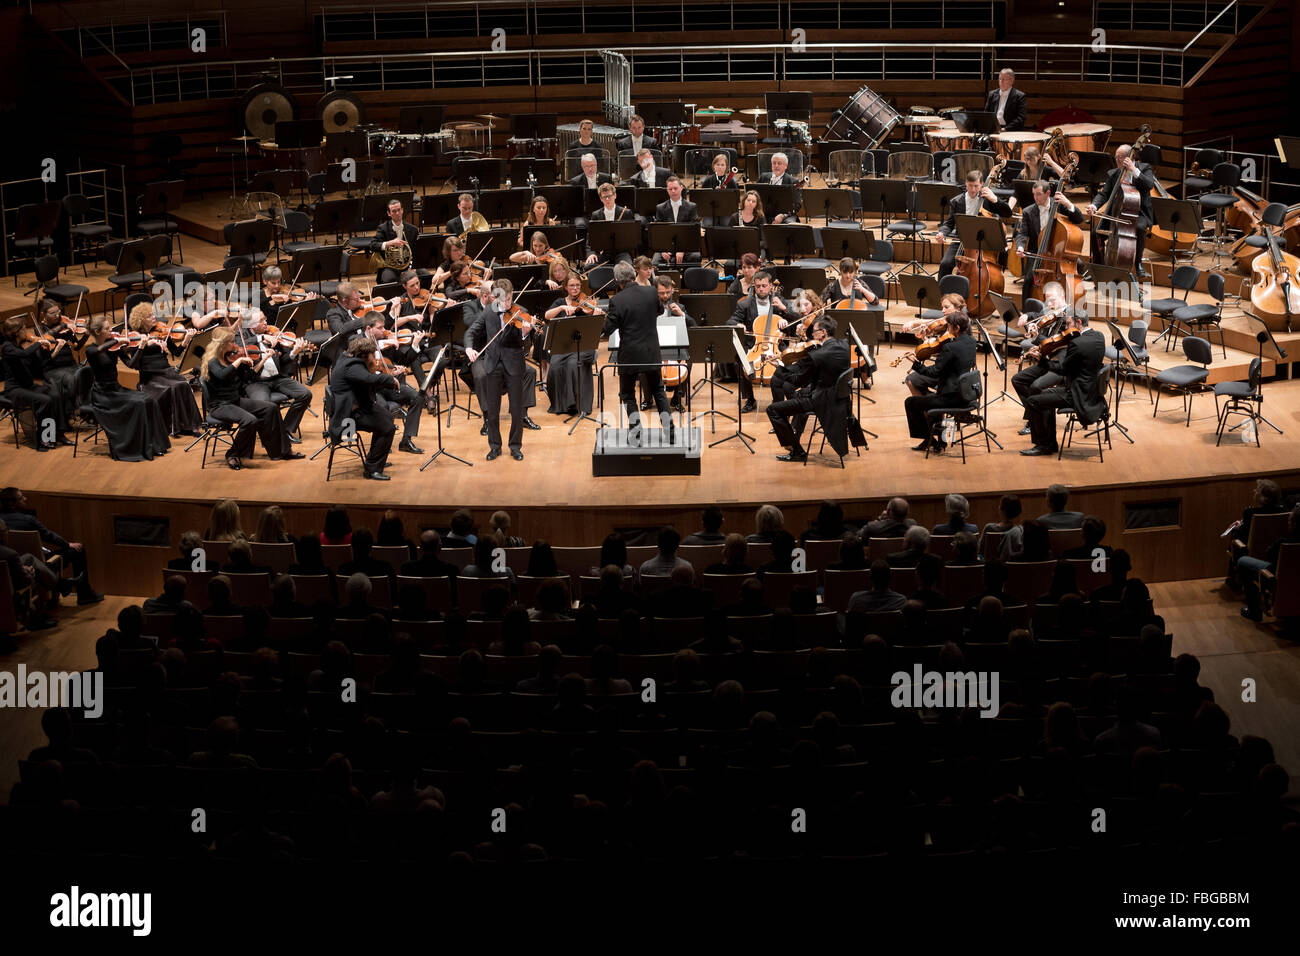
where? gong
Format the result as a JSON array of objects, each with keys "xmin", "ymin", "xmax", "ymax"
[
  {"xmin": 238, "ymin": 83, "xmax": 297, "ymax": 141},
  {"xmin": 318, "ymin": 92, "xmax": 364, "ymax": 134}
]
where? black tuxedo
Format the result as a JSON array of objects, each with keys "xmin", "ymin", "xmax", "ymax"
[
  {"xmin": 758, "ymin": 171, "xmax": 801, "ymax": 221},
  {"xmin": 445, "ymin": 215, "xmax": 480, "ymax": 235},
  {"xmin": 615, "ymin": 133, "xmax": 659, "ymax": 154},
  {"xmin": 766, "ymin": 337, "xmax": 852, "ymax": 455},
  {"xmin": 904, "ymin": 334, "xmax": 978, "ymax": 440},
  {"xmin": 328, "ymin": 353, "xmax": 397, "ymax": 474},
  {"xmin": 370, "ymin": 219, "xmax": 419, "ymax": 282},
  {"xmin": 602, "ymin": 282, "xmax": 670, "ymax": 429},
  {"xmin": 985, "ymin": 87, "xmax": 1028, "ymax": 132},
  {"xmin": 1010, "ymin": 304, "xmax": 1086, "ymax": 419},
  {"xmin": 570, "ymin": 172, "xmax": 615, "ymax": 190},
  {"xmin": 729, "ymin": 293, "xmax": 796, "ymax": 332},
  {"xmin": 1025, "ymin": 328, "xmax": 1108, "ymax": 448},
  {"xmin": 585, "ymin": 204, "xmax": 635, "ymax": 264},
  {"xmin": 627, "ymin": 166, "xmax": 673, "ymax": 189},
  {"xmin": 654, "ymin": 199, "xmax": 698, "ymax": 223},
  {"xmin": 1092, "ymin": 162, "xmax": 1156, "ymax": 268},
  {"xmin": 937, "ymin": 191, "xmax": 1013, "ymax": 278},
  {"xmin": 463, "ymin": 304, "xmax": 531, "ymax": 454}
]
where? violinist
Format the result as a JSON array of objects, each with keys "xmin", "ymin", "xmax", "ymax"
[
  {"xmin": 385, "ymin": 274, "xmax": 439, "ymax": 393},
  {"xmin": 446, "ymin": 192, "xmax": 490, "ymax": 236},
  {"xmin": 1, "ymin": 316, "xmax": 72, "ymax": 450},
  {"xmin": 727, "ymin": 253, "xmax": 762, "ymax": 305},
  {"xmin": 328, "ymin": 336, "xmax": 398, "ymax": 481},
  {"xmin": 544, "ymin": 270, "xmax": 601, "ymax": 416},
  {"xmin": 434, "ymin": 236, "xmax": 491, "ymax": 285},
  {"xmin": 517, "ymin": 196, "xmax": 557, "ymax": 249},
  {"xmin": 901, "ymin": 294, "xmax": 966, "ymax": 399},
  {"xmin": 767, "ymin": 288, "xmax": 823, "ymax": 404},
  {"xmin": 821, "ymin": 257, "xmax": 880, "ymax": 307},
  {"xmin": 766, "ymin": 315, "xmax": 851, "ymax": 463},
  {"xmin": 701, "ymin": 153, "xmax": 740, "ymax": 190},
  {"xmin": 200, "ymin": 333, "xmax": 304, "ymax": 470},
  {"xmin": 126, "ymin": 302, "xmax": 202, "ymax": 436},
  {"xmin": 657, "ymin": 275, "xmax": 695, "ymax": 412},
  {"xmin": 234, "ymin": 309, "xmax": 314, "ymax": 444},
  {"xmin": 360, "ymin": 314, "xmax": 424, "ymax": 455},
  {"xmin": 905, "ymin": 310, "xmax": 977, "ymax": 454},
  {"xmin": 1019, "ymin": 311, "xmax": 1107, "ymax": 457},
  {"xmin": 729, "ymin": 270, "xmax": 795, "ymax": 413},
  {"xmin": 83, "ymin": 315, "xmax": 171, "ymax": 461},
  {"xmin": 569, "ymin": 153, "xmax": 615, "ymax": 191},
  {"xmin": 371, "ymin": 198, "xmax": 420, "ymax": 284},
  {"xmin": 1086, "ymin": 143, "xmax": 1156, "ymax": 279},
  {"xmin": 33, "ymin": 300, "xmax": 82, "ymax": 427},
  {"xmin": 261, "ymin": 265, "xmax": 316, "ymax": 323},
  {"xmin": 653, "ymin": 176, "xmax": 700, "ymax": 267},
  {"xmin": 326, "ymin": 282, "xmax": 370, "ymax": 346},
  {"xmin": 442, "ymin": 261, "xmax": 481, "ymax": 302},
  {"xmin": 633, "ymin": 256, "xmax": 655, "ymax": 286},
  {"xmin": 544, "ymin": 256, "xmax": 570, "ymax": 291},
  {"xmin": 464, "ymin": 279, "xmax": 533, "ymax": 461},
  {"xmin": 1015, "ymin": 180, "xmax": 1083, "ymax": 301},
  {"xmin": 583, "ymin": 183, "xmax": 634, "ymax": 267},
  {"xmin": 1011, "ymin": 281, "xmax": 1082, "ymax": 435},
  {"xmin": 511, "ymin": 230, "xmax": 558, "ymax": 266},
  {"xmin": 465, "ymin": 280, "xmax": 541, "ymax": 430},
  {"xmin": 932, "ymin": 169, "xmax": 1013, "ymax": 279}
]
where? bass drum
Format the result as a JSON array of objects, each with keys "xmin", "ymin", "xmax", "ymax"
[
  {"xmin": 239, "ymin": 83, "xmax": 297, "ymax": 142},
  {"xmin": 826, "ymin": 86, "xmax": 901, "ymax": 149}
]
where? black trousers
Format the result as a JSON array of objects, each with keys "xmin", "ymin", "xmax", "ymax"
[
  {"xmin": 1012, "ymin": 365, "xmax": 1063, "ymax": 420},
  {"xmin": 246, "ymin": 375, "xmax": 312, "ymax": 435},
  {"xmin": 769, "ymin": 365, "xmax": 799, "ymax": 402},
  {"xmin": 904, "ymin": 392, "xmax": 958, "ymax": 440},
  {"xmin": 767, "ymin": 392, "xmax": 817, "ymax": 448},
  {"xmin": 208, "ymin": 397, "xmax": 285, "ymax": 459},
  {"xmin": 475, "ymin": 362, "xmax": 526, "ymax": 453},
  {"xmin": 1026, "ymin": 386, "xmax": 1073, "ymax": 448},
  {"xmin": 353, "ymin": 409, "xmax": 396, "ymax": 474},
  {"xmin": 379, "ymin": 378, "xmax": 421, "ymax": 440},
  {"xmin": 906, "ymin": 365, "xmax": 941, "ymax": 394},
  {"xmin": 620, "ymin": 367, "xmax": 669, "ymax": 429}
]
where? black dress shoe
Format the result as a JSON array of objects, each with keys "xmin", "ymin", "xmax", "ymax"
[
  {"xmin": 670, "ymin": 399, "xmax": 684, "ymax": 413},
  {"xmin": 398, "ymin": 439, "xmax": 423, "ymax": 454},
  {"xmin": 931, "ymin": 440, "xmax": 947, "ymax": 454},
  {"xmin": 1017, "ymin": 425, "xmax": 1031, "ymax": 436},
  {"xmin": 277, "ymin": 451, "xmax": 306, "ymax": 460},
  {"xmin": 425, "ymin": 395, "xmax": 438, "ymax": 413},
  {"xmin": 486, "ymin": 449, "xmax": 501, "ymax": 461},
  {"xmin": 740, "ymin": 400, "xmax": 757, "ymax": 413},
  {"xmin": 511, "ymin": 450, "xmax": 523, "ymax": 461},
  {"xmin": 639, "ymin": 398, "xmax": 652, "ymax": 411},
  {"xmin": 776, "ymin": 451, "xmax": 807, "ymax": 462},
  {"xmin": 911, "ymin": 440, "xmax": 931, "ymax": 451},
  {"xmin": 480, "ymin": 423, "xmax": 488, "ymax": 436},
  {"xmin": 286, "ymin": 433, "xmax": 303, "ymax": 445},
  {"xmin": 226, "ymin": 457, "xmax": 243, "ymax": 470},
  {"xmin": 34, "ymin": 443, "xmax": 51, "ymax": 452},
  {"xmin": 365, "ymin": 470, "xmax": 391, "ymax": 481},
  {"xmin": 1019, "ymin": 445, "xmax": 1057, "ymax": 456},
  {"xmin": 55, "ymin": 435, "xmax": 75, "ymax": 446},
  {"xmin": 522, "ymin": 416, "xmax": 541, "ymax": 430}
]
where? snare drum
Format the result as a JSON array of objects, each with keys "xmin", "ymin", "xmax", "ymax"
[
  {"xmin": 991, "ymin": 131, "xmax": 1050, "ymax": 161},
  {"xmin": 926, "ymin": 129, "xmax": 973, "ymax": 153},
  {"xmin": 1052, "ymin": 123, "xmax": 1112, "ymax": 161}
]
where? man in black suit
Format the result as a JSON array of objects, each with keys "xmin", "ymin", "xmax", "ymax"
[
  {"xmin": 356, "ymin": 314, "xmax": 423, "ymax": 455},
  {"xmin": 1015, "ymin": 181, "xmax": 1084, "ymax": 301},
  {"xmin": 324, "ymin": 281, "xmax": 370, "ymax": 376},
  {"xmin": 1021, "ymin": 314, "xmax": 1108, "ymax": 456},
  {"xmin": 766, "ymin": 316, "xmax": 852, "ymax": 462},
  {"xmin": 370, "ymin": 199, "xmax": 420, "ymax": 284},
  {"xmin": 569, "ymin": 153, "xmax": 615, "ymax": 191},
  {"xmin": 234, "ymin": 309, "xmax": 313, "ymax": 444},
  {"xmin": 1038, "ymin": 484, "xmax": 1085, "ymax": 529},
  {"xmin": 461, "ymin": 282, "xmax": 540, "ymax": 434},
  {"xmin": 626, "ymin": 148, "xmax": 672, "ymax": 189},
  {"xmin": 1011, "ymin": 281, "xmax": 1079, "ymax": 435},
  {"xmin": 615, "ymin": 114, "xmax": 658, "ymax": 155},
  {"xmin": 1087, "ymin": 144, "xmax": 1157, "ymax": 278},
  {"xmin": 328, "ymin": 336, "xmax": 398, "ymax": 480},
  {"xmin": 652, "ymin": 175, "xmax": 700, "ymax": 267},
  {"xmin": 904, "ymin": 311, "xmax": 978, "ymax": 453},
  {"xmin": 445, "ymin": 193, "xmax": 488, "ymax": 236},
  {"xmin": 861, "ymin": 498, "xmax": 916, "ymax": 539},
  {"xmin": 932, "ymin": 170, "xmax": 1014, "ymax": 279},
  {"xmin": 583, "ymin": 183, "xmax": 635, "ymax": 268},
  {"xmin": 400, "ymin": 530, "xmax": 460, "ymax": 580},
  {"xmin": 985, "ymin": 68, "xmax": 1027, "ymax": 132},
  {"xmin": 602, "ymin": 261, "xmax": 673, "ymax": 443},
  {"xmin": 464, "ymin": 279, "xmax": 532, "ymax": 461},
  {"xmin": 729, "ymin": 270, "xmax": 796, "ymax": 412},
  {"xmin": 758, "ymin": 152, "xmax": 801, "ymax": 223}
]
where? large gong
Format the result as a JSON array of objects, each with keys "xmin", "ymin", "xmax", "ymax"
[
  {"xmin": 318, "ymin": 92, "xmax": 364, "ymax": 134},
  {"xmin": 238, "ymin": 83, "xmax": 297, "ymax": 141}
]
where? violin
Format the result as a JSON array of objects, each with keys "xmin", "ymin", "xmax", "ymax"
[
  {"xmin": 260, "ymin": 325, "xmax": 317, "ymax": 353},
  {"xmin": 352, "ymin": 296, "xmax": 390, "ymax": 319},
  {"xmin": 1023, "ymin": 327, "xmax": 1080, "ymax": 364},
  {"xmin": 890, "ymin": 328, "xmax": 957, "ymax": 367},
  {"xmin": 105, "ymin": 331, "xmax": 147, "ymax": 352}
]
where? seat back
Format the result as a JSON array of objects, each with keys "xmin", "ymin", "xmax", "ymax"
[
  {"xmin": 1171, "ymin": 265, "xmax": 1200, "ymax": 296},
  {"xmin": 1271, "ymin": 542, "xmax": 1300, "ymax": 618},
  {"xmin": 956, "ymin": 368, "xmax": 981, "ymax": 406},
  {"xmin": 1182, "ymin": 335, "xmax": 1213, "ymax": 367}
]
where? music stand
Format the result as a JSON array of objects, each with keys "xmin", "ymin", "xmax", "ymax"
[
  {"xmin": 954, "ymin": 110, "xmax": 997, "ymax": 149},
  {"xmin": 637, "ymin": 102, "xmax": 688, "ymax": 127},
  {"xmin": 840, "ymin": 312, "xmax": 885, "ymax": 425},
  {"xmin": 693, "ymin": 190, "xmax": 739, "ymax": 226},
  {"xmin": 426, "ymin": 302, "xmax": 480, "ymax": 426},
  {"xmin": 416, "ymin": 345, "xmax": 472, "ymax": 470},
  {"xmin": 399, "ymin": 106, "xmax": 446, "ymax": 136},
  {"xmin": 679, "ymin": 294, "xmax": 733, "ymax": 327},
  {"xmin": 536, "ymin": 185, "xmax": 583, "ymax": 222},
  {"xmin": 325, "ymin": 131, "xmax": 366, "ymax": 162},
  {"xmin": 512, "ymin": 157, "xmax": 558, "ymax": 187},
  {"xmin": 478, "ymin": 188, "xmax": 530, "ymax": 226},
  {"xmin": 954, "ymin": 214, "xmax": 1006, "ymax": 315},
  {"xmin": 587, "ymin": 221, "xmax": 642, "ymax": 264},
  {"xmin": 291, "ymin": 245, "xmax": 345, "ymax": 296},
  {"xmin": 227, "ymin": 218, "xmax": 275, "ymax": 277},
  {"xmin": 899, "ymin": 272, "xmax": 942, "ymax": 322},
  {"xmin": 533, "ymin": 225, "xmax": 579, "ymax": 257},
  {"xmin": 965, "ymin": 319, "xmax": 1005, "ymax": 450},
  {"xmin": 546, "ymin": 312, "xmax": 607, "ymax": 434},
  {"xmin": 647, "ymin": 222, "xmax": 700, "ymax": 265},
  {"xmin": 762, "ymin": 224, "xmax": 816, "ymax": 264},
  {"xmin": 703, "ymin": 226, "xmax": 760, "ymax": 269},
  {"xmin": 819, "ymin": 227, "xmax": 872, "ymax": 262},
  {"xmin": 696, "ymin": 327, "xmax": 753, "ymax": 449},
  {"xmin": 985, "ymin": 290, "xmax": 1022, "ymax": 406},
  {"xmin": 916, "ymin": 181, "xmax": 955, "ymax": 222},
  {"xmin": 753, "ymin": 184, "xmax": 798, "ymax": 222},
  {"xmin": 1102, "ymin": 320, "xmax": 1140, "ymax": 444},
  {"xmin": 478, "ymin": 228, "xmax": 523, "ymax": 263},
  {"xmin": 1151, "ymin": 197, "xmax": 1201, "ymax": 264},
  {"xmin": 1071, "ymin": 152, "xmax": 1111, "ymax": 193},
  {"xmin": 802, "ymin": 189, "xmax": 854, "ymax": 224},
  {"xmin": 176, "ymin": 326, "xmax": 215, "ymax": 375},
  {"xmin": 313, "ymin": 199, "xmax": 362, "ymax": 243},
  {"xmin": 1011, "ymin": 180, "xmax": 1037, "ymax": 211},
  {"xmin": 384, "ymin": 156, "xmax": 437, "ymax": 197},
  {"xmin": 632, "ymin": 187, "xmax": 669, "ymax": 219}
]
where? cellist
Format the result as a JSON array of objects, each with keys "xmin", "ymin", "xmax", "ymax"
[
  {"xmin": 932, "ymin": 170, "xmax": 1012, "ymax": 280},
  {"xmin": 1086, "ymin": 144, "xmax": 1156, "ymax": 280},
  {"xmin": 1015, "ymin": 180, "xmax": 1084, "ymax": 303}
]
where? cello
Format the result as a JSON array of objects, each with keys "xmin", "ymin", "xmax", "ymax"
[
  {"xmin": 953, "ymin": 189, "xmax": 1006, "ymax": 318},
  {"xmin": 1243, "ymin": 218, "xmax": 1300, "ymax": 332}
]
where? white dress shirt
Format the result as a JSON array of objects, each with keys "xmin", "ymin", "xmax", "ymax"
[{"xmin": 996, "ymin": 89, "xmax": 1010, "ymax": 126}]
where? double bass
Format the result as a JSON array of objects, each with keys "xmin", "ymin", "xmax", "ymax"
[
  {"xmin": 1092, "ymin": 126, "xmax": 1152, "ymax": 272},
  {"xmin": 1028, "ymin": 157, "xmax": 1086, "ymax": 308},
  {"xmin": 1243, "ymin": 219, "xmax": 1300, "ymax": 332}
]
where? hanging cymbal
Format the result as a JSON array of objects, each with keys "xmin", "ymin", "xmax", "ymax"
[
  {"xmin": 740, "ymin": 108, "xmax": 768, "ymax": 116},
  {"xmin": 476, "ymin": 113, "xmax": 506, "ymax": 121},
  {"xmin": 232, "ymin": 135, "xmax": 260, "ymax": 141}
]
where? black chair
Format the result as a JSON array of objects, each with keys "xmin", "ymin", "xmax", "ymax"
[
  {"xmin": 30, "ymin": 255, "xmax": 89, "ymax": 306},
  {"xmin": 1198, "ymin": 162, "xmax": 1241, "ymax": 269},
  {"xmin": 857, "ymin": 238, "xmax": 894, "ymax": 289},
  {"xmin": 1238, "ymin": 202, "xmax": 1287, "ymax": 260},
  {"xmin": 1146, "ymin": 265, "xmax": 1199, "ymax": 348},
  {"xmin": 71, "ymin": 366, "xmax": 114, "ymax": 460},
  {"xmin": 1153, "ymin": 335, "xmax": 1213, "ymax": 427},
  {"xmin": 151, "ymin": 237, "xmax": 201, "ymax": 286},
  {"xmin": 63, "ymin": 194, "xmax": 114, "ymax": 276},
  {"xmin": 682, "ymin": 267, "xmax": 719, "ymax": 293},
  {"xmin": 585, "ymin": 266, "xmax": 615, "ymax": 294},
  {"xmin": 317, "ymin": 386, "xmax": 368, "ymax": 481},
  {"xmin": 1214, "ymin": 357, "xmax": 1266, "ymax": 447},
  {"xmin": 0, "ymin": 391, "xmax": 19, "ymax": 446},
  {"xmin": 137, "ymin": 181, "xmax": 185, "ymax": 262},
  {"xmin": 280, "ymin": 209, "xmax": 320, "ymax": 256},
  {"xmin": 921, "ymin": 274, "xmax": 970, "ymax": 322},
  {"xmin": 185, "ymin": 380, "xmax": 237, "ymax": 468},
  {"xmin": 1183, "ymin": 148, "xmax": 1222, "ymax": 199},
  {"xmin": 9, "ymin": 201, "xmax": 60, "ymax": 285},
  {"xmin": 802, "ymin": 368, "xmax": 856, "ymax": 468},
  {"xmin": 1058, "ymin": 367, "xmax": 1111, "ymax": 462},
  {"xmin": 1104, "ymin": 318, "xmax": 1152, "ymax": 402},
  {"xmin": 1169, "ymin": 272, "xmax": 1226, "ymax": 358},
  {"xmin": 924, "ymin": 368, "xmax": 988, "ymax": 464}
]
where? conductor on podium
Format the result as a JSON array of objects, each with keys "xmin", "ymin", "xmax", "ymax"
[{"xmin": 602, "ymin": 261, "xmax": 673, "ymax": 444}]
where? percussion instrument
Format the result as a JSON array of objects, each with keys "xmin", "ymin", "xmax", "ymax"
[
  {"xmin": 507, "ymin": 137, "xmax": 558, "ymax": 159},
  {"xmin": 904, "ymin": 115, "xmax": 944, "ymax": 143},
  {"xmin": 318, "ymin": 92, "xmax": 364, "ymax": 134},
  {"xmin": 556, "ymin": 120, "xmax": 623, "ymax": 159},
  {"xmin": 1051, "ymin": 123, "xmax": 1112, "ymax": 163},
  {"xmin": 926, "ymin": 129, "xmax": 973, "ymax": 153},
  {"xmin": 772, "ymin": 118, "xmax": 812, "ymax": 143},
  {"xmin": 257, "ymin": 140, "xmax": 326, "ymax": 176},
  {"xmin": 826, "ymin": 86, "xmax": 901, "ymax": 149},
  {"xmin": 937, "ymin": 107, "xmax": 964, "ymax": 119},
  {"xmin": 991, "ymin": 131, "xmax": 1051, "ymax": 161},
  {"xmin": 649, "ymin": 125, "xmax": 680, "ymax": 149},
  {"xmin": 449, "ymin": 122, "xmax": 487, "ymax": 151},
  {"xmin": 677, "ymin": 124, "xmax": 701, "ymax": 145},
  {"xmin": 696, "ymin": 107, "xmax": 733, "ymax": 117},
  {"xmin": 740, "ymin": 108, "xmax": 768, "ymax": 117},
  {"xmin": 240, "ymin": 83, "xmax": 297, "ymax": 141},
  {"xmin": 477, "ymin": 113, "xmax": 507, "ymax": 122}
]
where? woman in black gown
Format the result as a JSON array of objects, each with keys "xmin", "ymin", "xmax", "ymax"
[
  {"xmin": 542, "ymin": 270, "xmax": 599, "ymax": 416},
  {"xmin": 84, "ymin": 316, "xmax": 170, "ymax": 461},
  {"xmin": 125, "ymin": 302, "xmax": 202, "ymax": 436}
]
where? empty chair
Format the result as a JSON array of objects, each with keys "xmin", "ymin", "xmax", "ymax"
[
  {"xmin": 1153, "ymin": 335, "xmax": 1213, "ymax": 427},
  {"xmin": 1169, "ymin": 273, "xmax": 1226, "ymax": 358}
]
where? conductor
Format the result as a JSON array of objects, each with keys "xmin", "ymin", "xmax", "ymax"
[{"xmin": 602, "ymin": 261, "xmax": 673, "ymax": 444}]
